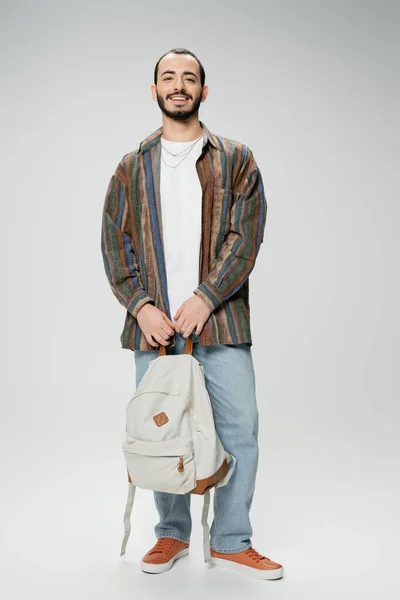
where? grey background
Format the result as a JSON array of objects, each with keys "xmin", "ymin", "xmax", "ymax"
[{"xmin": 1, "ymin": 0, "xmax": 399, "ymax": 598}]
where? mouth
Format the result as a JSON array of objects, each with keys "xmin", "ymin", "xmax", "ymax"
[{"xmin": 169, "ymin": 95, "xmax": 190, "ymax": 104}]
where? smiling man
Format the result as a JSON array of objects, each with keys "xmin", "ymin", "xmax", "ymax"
[{"xmin": 101, "ymin": 48, "xmax": 284, "ymax": 580}]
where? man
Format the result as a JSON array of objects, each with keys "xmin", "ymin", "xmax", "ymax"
[{"xmin": 101, "ymin": 47, "xmax": 284, "ymax": 580}]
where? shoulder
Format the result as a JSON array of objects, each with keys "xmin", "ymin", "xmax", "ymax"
[
  {"xmin": 213, "ymin": 134, "xmax": 254, "ymax": 167},
  {"xmin": 214, "ymin": 133, "xmax": 251, "ymax": 154},
  {"xmin": 111, "ymin": 148, "xmax": 140, "ymax": 182},
  {"xmin": 120, "ymin": 148, "xmax": 140, "ymax": 168}
]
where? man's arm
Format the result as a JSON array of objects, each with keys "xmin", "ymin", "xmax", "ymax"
[
  {"xmin": 193, "ymin": 148, "xmax": 267, "ymax": 312},
  {"xmin": 101, "ymin": 159, "xmax": 155, "ymax": 319}
]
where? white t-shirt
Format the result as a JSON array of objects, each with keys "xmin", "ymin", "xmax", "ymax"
[{"xmin": 160, "ymin": 133, "xmax": 206, "ymax": 324}]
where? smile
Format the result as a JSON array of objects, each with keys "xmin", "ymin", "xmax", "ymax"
[{"xmin": 169, "ymin": 96, "xmax": 189, "ymax": 103}]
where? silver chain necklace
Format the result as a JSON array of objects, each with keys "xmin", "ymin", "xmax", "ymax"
[{"xmin": 161, "ymin": 134, "xmax": 204, "ymax": 170}]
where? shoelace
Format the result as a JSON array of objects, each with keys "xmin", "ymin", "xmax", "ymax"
[
  {"xmin": 152, "ymin": 537, "xmax": 176, "ymax": 557},
  {"xmin": 245, "ymin": 547, "xmax": 271, "ymax": 563}
]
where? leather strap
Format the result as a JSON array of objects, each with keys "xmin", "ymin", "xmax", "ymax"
[{"xmin": 158, "ymin": 333, "xmax": 193, "ymax": 357}]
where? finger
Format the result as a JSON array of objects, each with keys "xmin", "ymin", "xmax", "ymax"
[
  {"xmin": 180, "ymin": 319, "xmax": 190, "ymax": 334},
  {"xmin": 153, "ymin": 332, "xmax": 170, "ymax": 346},
  {"xmin": 182, "ymin": 322, "xmax": 196, "ymax": 338},
  {"xmin": 145, "ymin": 333, "xmax": 158, "ymax": 347},
  {"xmin": 163, "ymin": 314, "xmax": 176, "ymax": 330},
  {"xmin": 174, "ymin": 305, "xmax": 183, "ymax": 320},
  {"xmin": 177, "ymin": 319, "xmax": 186, "ymax": 333},
  {"xmin": 159, "ymin": 328, "xmax": 172, "ymax": 342},
  {"xmin": 161, "ymin": 322, "xmax": 175, "ymax": 336}
]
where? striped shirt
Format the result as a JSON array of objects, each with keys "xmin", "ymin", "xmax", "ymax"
[{"xmin": 101, "ymin": 120, "xmax": 267, "ymax": 351}]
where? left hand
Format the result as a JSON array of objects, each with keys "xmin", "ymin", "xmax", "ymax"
[{"xmin": 173, "ymin": 295, "xmax": 212, "ymax": 338}]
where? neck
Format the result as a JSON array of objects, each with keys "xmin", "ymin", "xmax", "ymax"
[{"xmin": 161, "ymin": 115, "xmax": 203, "ymax": 142}]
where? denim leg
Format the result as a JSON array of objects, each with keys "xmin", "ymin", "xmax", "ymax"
[
  {"xmin": 192, "ymin": 339, "xmax": 259, "ymax": 554},
  {"xmin": 134, "ymin": 334, "xmax": 192, "ymax": 543}
]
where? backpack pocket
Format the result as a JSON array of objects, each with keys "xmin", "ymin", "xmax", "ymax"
[{"xmin": 123, "ymin": 438, "xmax": 196, "ymax": 494}]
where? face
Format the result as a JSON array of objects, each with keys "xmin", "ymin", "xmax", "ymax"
[{"xmin": 151, "ymin": 53, "xmax": 208, "ymax": 121}]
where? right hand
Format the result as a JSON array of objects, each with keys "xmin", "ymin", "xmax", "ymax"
[{"xmin": 136, "ymin": 303, "xmax": 176, "ymax": 348}]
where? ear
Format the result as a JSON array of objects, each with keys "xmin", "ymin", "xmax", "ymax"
[
  {"xmin": 150, "ymin": 84, "xmax": 157, "ymax": 101},
  {"xmin": 201, "ymin": 85, "xmax": 209, "ymax": 103}
]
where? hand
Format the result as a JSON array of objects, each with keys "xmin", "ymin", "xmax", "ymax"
[
  {"xmin": 173, "ymin": 295, "xmax": 212, "ymax": 338},
  {"xmin": 136, "ymin": 303, "xmax": 176, "ymax": 348}
]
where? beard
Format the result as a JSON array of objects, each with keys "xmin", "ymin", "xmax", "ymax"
[{"xmin": 156, "ymin": 90, "xmax": 203, "ymax": 121}]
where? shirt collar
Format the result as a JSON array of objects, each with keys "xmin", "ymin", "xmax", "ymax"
[{"xmin": 137, "ymin": 120, "xmax": 220, "ymax": 154}]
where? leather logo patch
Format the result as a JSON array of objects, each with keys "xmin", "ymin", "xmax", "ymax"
[{"xmin": 153, "ymin": 412, "xmax": 169, "ymax": 427}]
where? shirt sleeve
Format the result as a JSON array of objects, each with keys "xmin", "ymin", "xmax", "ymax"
[
  {"xmin": 101, "ymin": 159, "xmax": 155, "ymax": 319},
  {"xmin": 193, "ymin": 149, "xmax": 267, "ymax": 312}
]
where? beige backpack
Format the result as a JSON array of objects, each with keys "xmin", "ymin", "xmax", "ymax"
[{"xmin": 120, "ymin": 336, "xmax": 236, "ymax": 563}]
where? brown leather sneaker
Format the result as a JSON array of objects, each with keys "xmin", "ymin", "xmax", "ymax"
[
  {"xmin": 210, "ymin": 546, "xmax": 284, "ymax": 580},
  {"xmin": 141, "ymin": 537, "xmax": 190, "ymax": 574}
]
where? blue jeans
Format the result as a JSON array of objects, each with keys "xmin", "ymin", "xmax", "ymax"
[{"xmin": 133, "ymin": 331, "xmax": 259, "ymax": 554}]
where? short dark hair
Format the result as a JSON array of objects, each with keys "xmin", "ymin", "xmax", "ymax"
[{"xmin": 154, "ymin": 48, "xmax": 205, "ymax": 87}]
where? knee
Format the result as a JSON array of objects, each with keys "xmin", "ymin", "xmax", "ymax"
[{"xmin": 215, "ymin": 405, "xmax": 259, "ymax": 447}]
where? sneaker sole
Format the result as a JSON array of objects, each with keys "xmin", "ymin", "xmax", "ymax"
[
  {"xmin": 141, "ymin": 548, "xmax": 189, "ymax": 574},
  {"xmin": 210, "ymin": 557, "xmax": 284, "ymax": 580}
]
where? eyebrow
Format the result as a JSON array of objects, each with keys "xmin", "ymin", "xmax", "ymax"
[{"xmin": 160, "ymin": 70, "xmax": 198, "ymax": 79}]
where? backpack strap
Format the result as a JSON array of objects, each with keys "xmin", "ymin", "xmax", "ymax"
[
  {"xmin": 120, "ymin": 481, "xmax": 213, "ymax": 561},
  {"xmin": 120, "ymin": 481, "xmax": 136, "ymax": 556},
  {"xmin": 216, "ymin": 454, "xmax": 237, "ymax": 488},
  {"xmin": 201, "ymin": 489, "xmax": 211, "ymax": 563},
  {"xmin": 200, "ymin": 455, "xmax": 237, "ymax": 563}
]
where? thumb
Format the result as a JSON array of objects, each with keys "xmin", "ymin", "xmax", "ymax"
[{"xmin": 163, "ymin": 314, "xmax": 176, "ymax": 329}]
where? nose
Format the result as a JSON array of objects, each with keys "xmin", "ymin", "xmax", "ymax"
[
  {"xmin": 174, "ymin": 75, "xmax": 187, "ymax": 91},
  {"xmin": 174, "ymin": 85, "xmax": 185, "ymax": 92}
]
